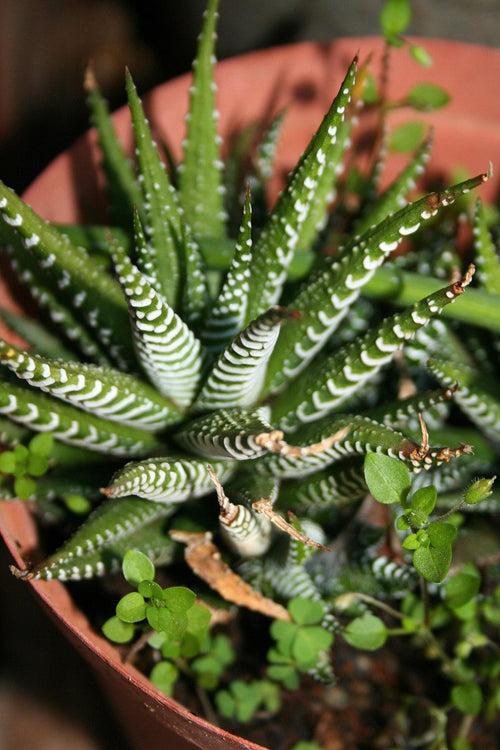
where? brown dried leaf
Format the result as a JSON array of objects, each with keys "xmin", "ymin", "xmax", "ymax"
[
  {"xmin": 169, "ymin": 530, "xmax": 290, "ymax": 621},
  {"xmin": 252, "ymin": 498, "xmax": 331, "ymax": 551}
]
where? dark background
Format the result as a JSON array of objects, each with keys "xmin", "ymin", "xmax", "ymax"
[
  {"xmin": 0, "ymin": 1, "xmax": 498, "ymax": 748},
  {"xmin": 1, "ymin": 0, "xmax": 499, "ymax": 193}
]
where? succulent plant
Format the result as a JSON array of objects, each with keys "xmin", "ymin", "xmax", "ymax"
[{"xmin": 0, "ymin": 0, "xmax": 499, "ymax": 672}]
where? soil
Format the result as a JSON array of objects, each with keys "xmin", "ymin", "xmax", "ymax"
[{"xmin": 29, "ymin": 511, "xmax": 500, "ymax": 750}]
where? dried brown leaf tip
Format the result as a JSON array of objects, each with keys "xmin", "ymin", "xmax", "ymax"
[
  {"xmin": 252, "ymin": 498, "xmax": 332, "ymax": 552},
  {"xmin": 255, "ymin": 425, "xmax": 350, "ymax": 458},
  {"xmin": 404, "ymin": 412, "xmax": 473, "ymax": 466},
  {"xmin": 169, "ymin": 530, "xmax": 290, "ymax": 621},
  {"xmin": 206, "ymin": 464, "xmax": 237, "ymax": 522},
  {"xmin": 450, "ymin": 263, "xmax": 475, "ymax": 296},
  {"xmin": 9, "ymin": 564, "xmax": 33, "ymax": 580}
]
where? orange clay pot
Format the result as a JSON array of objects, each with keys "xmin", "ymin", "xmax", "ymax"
[{"xmin": 1, "ymin": 38, "xmax": 499, "ymax": 750}]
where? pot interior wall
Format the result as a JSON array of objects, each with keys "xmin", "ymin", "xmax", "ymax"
[{"xmin": 1, "ymin": 36, "xmax": 499, "ymax": 750}]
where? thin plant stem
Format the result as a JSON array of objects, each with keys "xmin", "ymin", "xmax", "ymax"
[
  {"xmin": 348, "ymin": 592, "xmax": 405, "ymax": 621},
  {"xmin": 421, "ymin": 577, "xmax": 430, "ymax": 628},
  {"xmin": 125, "ymin": 628, "xmax": 154, "ymax": 664}
]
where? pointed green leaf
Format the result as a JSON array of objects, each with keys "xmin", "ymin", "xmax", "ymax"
[
  {"xmin": 271, "ymin": 271, "xmax": 472, "ymax": 430},
  {"xmin": 201, "ymin": 191, "xmax": 253, "ymax": 352},
  {"xmin": 473, "ymin": 199, "xmax": 500, "ymax": 294},
  {"xmin": 0, "ymin": 381, "xmax": 161, "ymax": 456},
  {"xmin": 196, "ymin": 307, "xmax": 292, "ymax": 411},
  {"xmin": 279, "ymin": 459, "xmax": 367, "ymax": 515},
  {"xmin": 0, "ymin": 181, "xmax": 134, "ymax": 368},
  {"xmin": 34, "ymin": 502, "xmax": 175, "ymax": 580},
  {"xmin": 0, "ymin": 341, "xmax": 182, "ymax": 431},
  {"xmin": 112, "ymin": 244, "xmax": 202, "ymax": 408},
  {"xmin": 102, "ymin": 456, "xmax": 235, "ymax": 502},
  {"xmin": 5, "ymin": 242, "xmax": 113, "ymax": 365},
  {"xmin": 254, "ymin": 110, "xmax": 286, "ymax": 182},
  {"xmin": 179, "ymin": 0, "xmax": 225, "ymax": 239},
  {"xmin": 265, "ymin": 173, "xmax": 487, "ymax": 396},
  {"xmin": 0, "ymin": 307, "xmax": 75, "ymax": 361},
  {"xmin": 297, "ymin": 118, "xmax": 351, "ymax": 253},
  {"xmin": 174, "ymin": 220, "xmax": 209, "ymax": 327},
  {"xmin": 365, "ymin": 386, "xmax": 454, "ymax": 432},
  {"xmin": 355, "ymin": 132, "xmax": 432, "ymax": 236},
  {"xmin": 85, "ymin": 67, "xmax": 142, "ymax": 227},
  {"xmin": 126, "ymin": 70, "xmax": 181, "ymax": 305},
  {"xmin": 245, "ymin": 58, "xmax": 358, "ymax": 321},
  {"xmin": 428, "ymin": 357, "xmax": 500, "ymax": 442}
]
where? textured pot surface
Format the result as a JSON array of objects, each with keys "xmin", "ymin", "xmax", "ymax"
[{"xmin": 1, "ymin": 37, "xmax": 499, "ymax": 750}]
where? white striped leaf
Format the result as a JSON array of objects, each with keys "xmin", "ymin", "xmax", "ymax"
[
  {"xmin": 0, "ymin": 340, "xmax": 181, "ymax": 431},
  {"xmin": 102, "ymin": 456, "xmax": 235, "ymax": 503},
  {"xmin": 201, "ymin": 190, "xmax": 253, "ymax": 352},
  {"xmin": 196, "ymin": 307, "xmax": 292, "ymax": 411},
  {"xmin": 112, "ymin": 244, "xmax": 203, "ymax": 408},
  {"xmin": 179, "ymin": 0, "xmax": 226, "ymax": 239},
  {"xmin": 0, "ymin": 381, "xmax": 161, "ymax": 456}
]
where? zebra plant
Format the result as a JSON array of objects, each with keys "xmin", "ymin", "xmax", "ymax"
[{"xmin": 0, "ymin": 0, "xmax": 499, "ymax": 654}]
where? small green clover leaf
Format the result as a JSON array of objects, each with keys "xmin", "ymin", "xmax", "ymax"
[
  {"xmin": 0, "ymin": 451, "xmax": 16, "ymax": 474},
  {"xmin": 409, "ymin": 44, "xmax": 432, "ymax": 67},
  {"xmin": 116, "ymin": 591, "xmax": 146, "ymax": 623},
  {"xmin": 380, "ymin": 0, "xmax": 411, "ymax": 41},
  {"xmin": 191, "ymin": 634, "xmax": 234, "ymax": 689},
  {"xmin": 14, "ymin": 475, "xmax": 36, "ymax": 500},
  {"xmin": 269, "ymin": 599, "xmax": 333, "ymax": 677},
  {"xmin": 364, "ymin": 454, "xmax": 411, "ymax": 505},
  {"xmin": 407, "ymin": 82, "xmax": 450, "ymax": 111},
  {"xmin": 122, "ymin": 549, "xmax": 155, "ymax": 586},
  {"xmin": 215, "ymin": 680, "xmax": 281, "ymax": 723},
  {"xmin": 1, "ymin": 435, "xmax": 54, "ymax": 500},
  {"xmin": 29, "ymin": 433, "xmax": 54, "ymax": 457},
  {"xmin": 451, "ymin": 682, "xmax": 483, "ymax": 716},
  {"xmin": 427, "ymin": 521, "xmax": 457, "ymax": 548},
  {"xmin": 137, "ymin": 580, "xmax": 163, "ymax": 599},
  {"xmin": 266, "ymin": 663, "xmax": 300, "ymax": 691},
  {"xmin": 344, "ymin": 614, "xmax": 388, "ymax": 651},
  {"xmin": 146, "ymin": 606, "xmax": 188, "ymax": 640},
  {"xmin": 162, "ymin": 586, "xmax": 196, "ymax": 613},
  {"xmin": 150, "ymin": 661, "xmax": 179, "ymax": 697},
  {"xmin": 288, "ymin": 597, "xmax": 325, "ymax": 625},
  {"xmin": 445, "ymin": 565, "xmax": 481, "ymax": 610},
  {"xmin": 63, "ymin": 494, "xmax": 91, "ymax": 515},
  {"xmin": 389, "ymin": 121, "xmax": 425, "ymax": 153},
  {"xmin": 292, "ymin": 627, "xmax": 333, "ymax": 667},
  {"xmin": 210, "ymin": 633, "xmax": 235, "ymax": 667},
  {"xmin": 410, "ymin": 486, "xmax": 437, "ymax": 516},
  {"xmin": 413, "ymin": 544, "xmax": 452, "ymax": 583},
  {"xmin": 102, "ymin": 615, "xmax": 135, "ymax": 644}
]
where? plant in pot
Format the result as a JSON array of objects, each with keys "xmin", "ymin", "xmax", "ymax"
[{"xmin": 0, "ymin": 0, "xmax": 499, "ymax": 748}]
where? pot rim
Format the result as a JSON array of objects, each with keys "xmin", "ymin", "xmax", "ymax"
[{"xmin": 1, "ymin": 34, "xmax": 500, "ymax": 749}]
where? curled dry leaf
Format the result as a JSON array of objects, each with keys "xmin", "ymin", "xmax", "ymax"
[
  {"xmin": 252, "ymin": 498, "xmax": 332, "ymax": 552},
  {"xmin": 255, "ymin": 425, "xmax": 351, "ymax": 457},
  {"xmin": 169, "ymin": 530, "xmax": 290, "ymax": 621}
]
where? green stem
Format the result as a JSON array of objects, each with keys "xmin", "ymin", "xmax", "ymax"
[
  {"xmin": 364, "ymin": 266, "xmax": 500, "ymax": 333},
  {"xmin": 457, "ymin": 714, "xmax": 474, "ymax": 742},
  {"xmin": 346, "ymin": 592, "xmax": 405, "ymax": 621},
  {"xmin": 421, "ymin": 577, "xmax": 430, "ymax": 628},
  {"xmin": 434, "ymin": 500, "xmax": 465, "ymax": 522}
]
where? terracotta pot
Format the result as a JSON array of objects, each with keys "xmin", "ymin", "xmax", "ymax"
[{"xmin": 1, "ymin": 37, "xmax": 499, "ymax": 750}]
